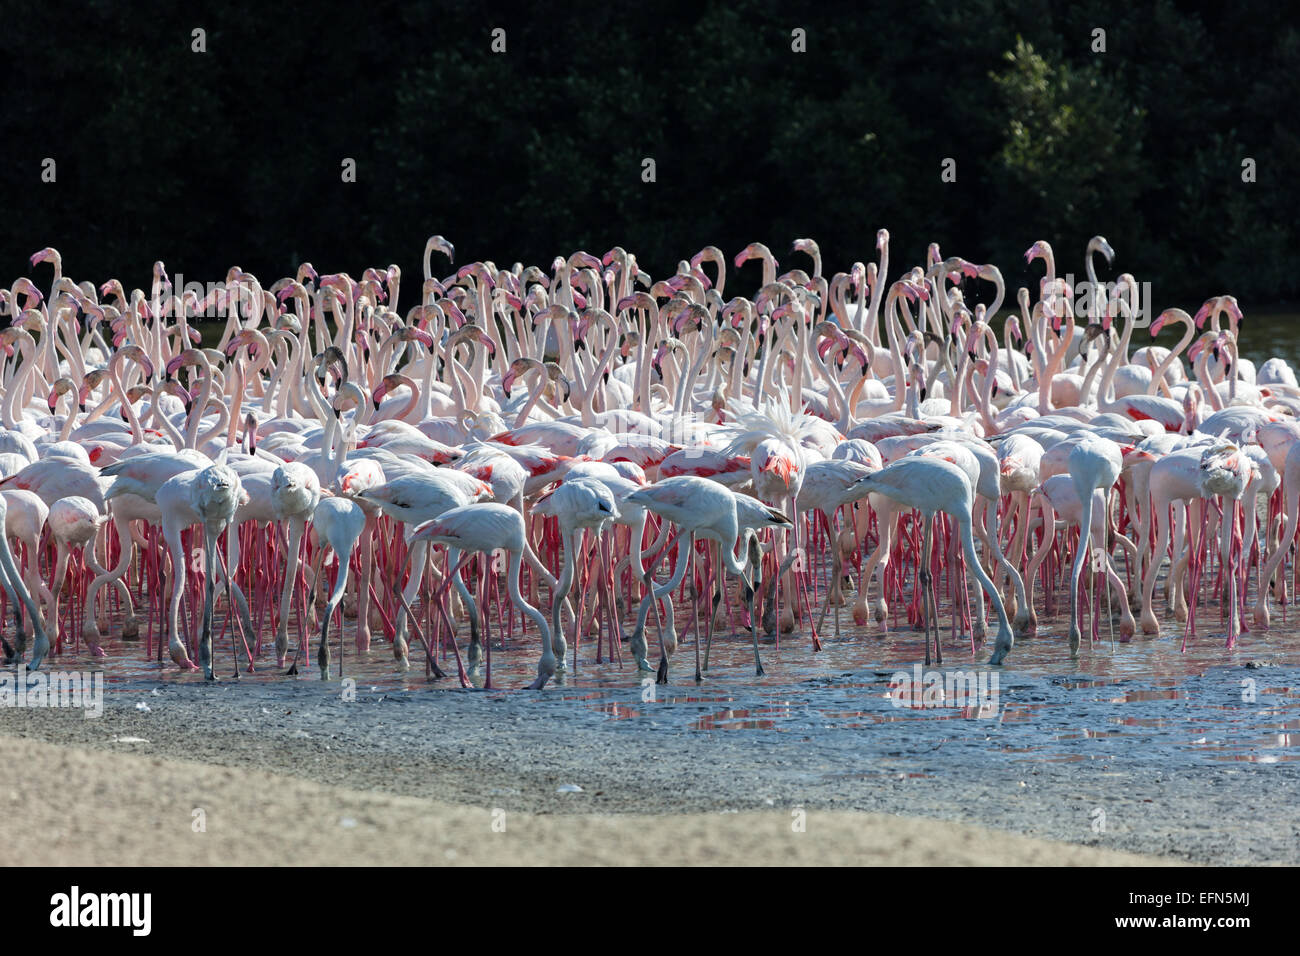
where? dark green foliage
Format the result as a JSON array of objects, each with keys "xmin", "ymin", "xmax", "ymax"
[{"xmin": 0, "ymin": 0, "xmax": 1294, "ymax": 304}]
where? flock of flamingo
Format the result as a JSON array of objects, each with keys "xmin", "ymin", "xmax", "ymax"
[{"xmin": 0, "ymin": 234, "xmax": 1296, "ymax": 690}]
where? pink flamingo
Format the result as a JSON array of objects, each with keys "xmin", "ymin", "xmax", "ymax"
[{"xmin": 845, "ymin": 456, "xmax": 1015, "ymax": 665}]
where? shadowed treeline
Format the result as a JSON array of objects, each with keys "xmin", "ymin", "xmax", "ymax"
[{"xmin": 1, "ymin": 0, "xmax": 1295, "ymax": 307}]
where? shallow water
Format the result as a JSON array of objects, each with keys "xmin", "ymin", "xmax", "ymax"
[{"xmin": 41, "ymin": 576, "xmax": 1300, "ymax": 781}]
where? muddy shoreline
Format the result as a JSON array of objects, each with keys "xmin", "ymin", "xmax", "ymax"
[{"xmin": 3, "ymin": 643, "xmax": 1294, "ymax": 865}]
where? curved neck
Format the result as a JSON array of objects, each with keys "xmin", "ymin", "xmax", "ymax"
[{"xmin": 1148, "ymin": 317, "xmax": 1195, "ymax": 395}]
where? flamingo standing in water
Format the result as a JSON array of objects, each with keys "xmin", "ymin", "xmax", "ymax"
[
  {"xmin": 406, "ymin": 502, "xmax": 556, "ymax": 689},
  {"xmin": 5, "ymin": 229, "xmax": 1298, "ymax": 692},
  {"xmin": 309, "ymin": 492, "xmax": 365, "ymax": 680},
  {"xmin": 845, "ymin": 457, "xmax": 1015, "ymax": 666},
  {"xmin": 625, "ymin": 476, "xmax": 788, "ymax": 682},
  {"xmin": 1065, "ymin": 436, "xmax": 1123, "ymax": 655},
  {"xmin": 269, "ymin": 462, "xmax": 322, "ymax": 669},
  {"xmin": 1196, "ymin": 442, "xmax": 1254, "ymax": 648},
  {"xmin": 156, "ymin": 463, "xmax": 248, "ymax": 680},
  {"xmin": 0, "ymin": 492, "xmax": 51, "ymax": 669},
  {"xmin": 532, "ymin": 476, "xmax": 619, "ymax": 677},
  {"xmin": 356, "ymin": 471, "xmax": 485, "ymax": 668},
  {"xmin": 45, "ymin": 496, "xmax": 107, "ymax": 655}
]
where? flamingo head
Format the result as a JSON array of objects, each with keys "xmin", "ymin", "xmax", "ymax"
[
  {"xmin": 1193, "ymin": 299, "xmax": 1215, "ymax": 328},
  {"xmin": 876, "ymin": 228, "xmax": 890, "ymax": 251},
  {"xmin": 427, "ymin": 235, "xmax": 455, "ymax": 265},
  {"xmin": 1187, "ymin": 331, "xmax": 1217, "ymax": 362},
  {"xmin": 734, "ymin": 242, "xmax": 774, "ymax": 270},
  {"xmin": 544, "ymin": 362, "xmax": 572, "ymax": 404},
  {"xmin": 316, "ymin": 346, "xmax": 348, "ymax": 383},
  {"xmin": 78, "ymin": 372, "xmax": 104, "ymax": 407},
  {"xmin": 1091, "ymin": 236, "xmax": 1115, "ymax": 264},
  {"xmin": 1024, "ymin": 240, "xmax": 1049, "ymax": 264},
  {"xmin": 397, "ymin": 324, "xmax": 436, "ymax": 349},
  {"xmin": 568, "ymin": 251, "xmax": 601, "ymax": 273},
  {"xmin": 494, "ymin": 357, "xmax": 529, "ymax": 400},
  {"xmin": 11, "ymin": 278, "xmax": 42, "ymax": 304},
  {"xmin": 440, "ymin": 298, "xmax": 468, "ymax": 328},
  {"xmin": 899, "ymin": 279, "xmax": 928, "ymax": 304},
  {"xmin": 849, "ymin": 261, "xmax": 867, "ymax": 291},
  {"xmin": 29, "ymin": 247, "xmax": 58, "ymax": 268},
  {"xmin": 373, "ymin": 373, "xmax": 404, "ymax": 409},
  {"xmin": 159, "ymin": 379, "xmax": 192, "ymax": 413},
  {"xmin": 125, "ymin": 384, "xmax": 153, "ymax": 404},
  {"xmin": 46, "ymin": 377, "xmax": 76, "ymax": 412},
  {"xmin": 673, "ymin": 303, "xmax": 707, "ymax": 337},
  {"xmin": 224, "ymin": 328, "xmax": 259, "ymax": 359},
  {"xmin": 164, "ymin": 348, "xmax": 203, "ymax": 378}
]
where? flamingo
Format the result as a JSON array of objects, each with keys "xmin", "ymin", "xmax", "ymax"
[
  {"xmin": 308, "ymin": 493, "xmax": 365, "ymax": 680},
  {"xmin": 845, "ymin": 457, "xmax": 1015, "ymax": 665},
  {"xmin": 532, "ymin": 477, "xmax": 619, "ymax": 677},
  {"xmin": 406, "ymin": 503, "xmax": 556, "ymax": 689},
  {"xmin": 356, "ymin": 471, "xmax": 489, "ymax": 667},
  {"xmin": 46, "ymin": 496, "xmax": 108, "ymax": 656},
  {"xmin": 0, "ymin": 492, "xmax": 50, "ymax": 669},
  {"xmin": 1, "ymin": 232, "xmax": 1294, "ymax": 696},
  {"xmin": 625, "ymin": 476, "xmax": 787, "ymax": 681},
  {"xmin": 156, "ymin": 463, "xmax": 249, "ymax": 680}
]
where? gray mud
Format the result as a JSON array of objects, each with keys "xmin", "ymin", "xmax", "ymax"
[{"xmin": 3, "ymin": 606, "xmax": 1297, "ymax": 864}]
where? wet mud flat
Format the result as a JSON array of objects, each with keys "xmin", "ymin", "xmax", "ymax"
[{"xmin": 3, "ymin": 618, "xmax": 1298, "ymax": 865}]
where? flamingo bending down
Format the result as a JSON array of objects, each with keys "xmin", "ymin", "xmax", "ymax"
[
  {"xmin": 532, "ymin": 477, "xmax": 619, "ymax": 677},
  {"xmin": 407, "ymin": 503, "xmax": 556, "ymax": 689},
  {"xmin": 46, "ymin": 496, "xmax": 108, "ymax": 655},
  {"xmin": 625, "ymin": 476, "xmax": 785, "ymax": 682},
  {"xmin": 1066, "ymin": 436, "xmax": 1123, "ymax": 655},
  {"xmin": 845, "ymin": 457, "xmax": 1015, "ymax": 665},
  {"xmin": 310, "ymin": 494, "xmax": 365, "ymax": 680}
]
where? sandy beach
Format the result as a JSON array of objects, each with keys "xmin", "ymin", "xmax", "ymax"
[{"xmin": 0, "ymin": 733, "xmax": 1168, "ymax": 866}]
